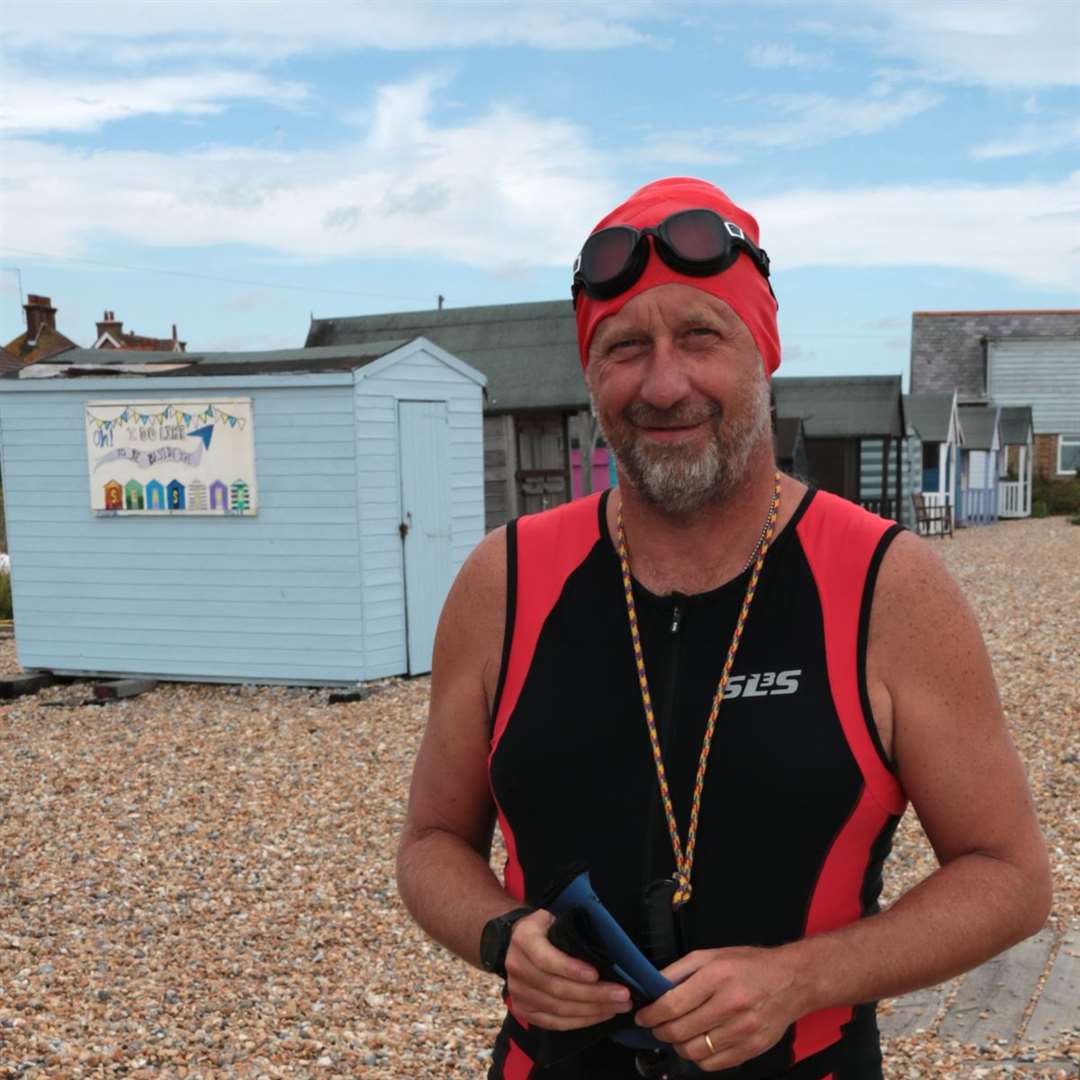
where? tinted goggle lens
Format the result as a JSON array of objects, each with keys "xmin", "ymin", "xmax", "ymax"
[
  {"xmin": 579, "ymin": 226, "xmax": 640, "ymax": 289},
  {"xmin": 660, "ymin": 208, "xmax": 730, "ymax": 261}
]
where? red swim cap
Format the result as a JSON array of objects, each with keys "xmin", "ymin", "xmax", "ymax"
[{"xmin": 574, "ymin": 177, "xmax": 780, "ymax": 375}]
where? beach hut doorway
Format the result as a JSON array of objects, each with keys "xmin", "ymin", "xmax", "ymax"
[{"xmin": 398, "ymin": 400, "xmax": 452, "ymax": 676}]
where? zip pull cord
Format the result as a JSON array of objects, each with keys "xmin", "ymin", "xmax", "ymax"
[{"xmin": 616, "ymin": 471, "xmax": 781, "ymax": 909}]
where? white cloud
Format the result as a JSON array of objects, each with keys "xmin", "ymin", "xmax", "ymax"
[
  {"xmin": 746, "ymin": 43, "xmax": 828, "ymax": 70},
  {"xmin": 3, "ymin": 0, "xmax": 661, "ymax": 59},
  {"xmin": 971, "ymin": 117, "xmax": 1080, "ymax": 160},
  {"xmin": 758, "ymin": 173, "xmax": 1080, "ymax": 292},
  {"xmin": 0, "ymin": 75, "xmax": 619, "ymax": 272},
  {"xmin": 635, "ymin": 87, "xmax": 941, "ymax": 162},
  {"xmin": 798, "ymin": 0, "xmax": 1080, "ymax": 88},
  {"xmin": 0, "ymin": 70, "xmax": 310, "ymax": 134},
  {"xmin": 745, "ymin": 88, "xmax": 942, "ymax": 148}
]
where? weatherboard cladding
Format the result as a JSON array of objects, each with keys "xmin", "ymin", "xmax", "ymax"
[
  {"xmin": 0, "ymin": 342, "xmax": 484, "ymax": 685},
  {"xmin": 988, "ymin": 339, "xmax": 1080, "ymax": 436},
  {"xmin": 307, "ymin": 300, "xmax": 588, "ymax": 412},
  {"xmin": 351, "ymin": 348, "xmax": 484, "ymax": 679},
  {"xmin": 910, "ymin": 311, "xmax": 1080, "ymax": 402},
  {"xmin": 1, "ymin": 385, "xmax": 366, "ymax": 682}
]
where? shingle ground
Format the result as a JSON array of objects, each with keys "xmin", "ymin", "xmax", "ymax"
[{"xmin": 0, "ymin": 516, "xmax": 1076, "ymax": 1079}]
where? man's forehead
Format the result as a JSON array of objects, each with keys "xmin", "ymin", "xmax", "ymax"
[{"xmin": 592, "ymin": 288, "xmax": 741, "ymax": 340}]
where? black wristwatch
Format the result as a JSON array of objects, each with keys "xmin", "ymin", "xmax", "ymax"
[{"xmin": 479, "ymin": 906, "xmax": 534, "ymax": 978}]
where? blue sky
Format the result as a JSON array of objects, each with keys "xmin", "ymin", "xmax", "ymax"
[{"xmin": 1, "ymin": 0, "xmax": 1077, "ymax": 382}]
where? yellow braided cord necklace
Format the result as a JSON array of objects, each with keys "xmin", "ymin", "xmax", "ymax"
[{"xmin": 616, "ymin": 471, "xmax": 782, "ymax": 909}]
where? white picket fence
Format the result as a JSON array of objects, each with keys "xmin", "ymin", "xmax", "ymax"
[{"xmin": 998, "ymin": 479, "xmax": 1032, "ymax": 518}]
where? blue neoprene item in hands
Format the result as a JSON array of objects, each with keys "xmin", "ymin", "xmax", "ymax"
[{"xmin": 546, "ymin": 869, "xmax": 674, "ymax": 1049}]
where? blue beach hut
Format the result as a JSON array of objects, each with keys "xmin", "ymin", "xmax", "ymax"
[{"xmin": 0, "ymin": 339, "xmax": 486, "ymax": 685}]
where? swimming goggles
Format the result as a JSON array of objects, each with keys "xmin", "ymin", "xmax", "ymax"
[{"xmin": 571, "ymin": 207, "xmax": 773, "ymax": 307}]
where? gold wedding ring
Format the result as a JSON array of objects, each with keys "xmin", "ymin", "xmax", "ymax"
[{"xmin": 704, "ymin": 1031, "xmax": 718, "ymax": 1055}]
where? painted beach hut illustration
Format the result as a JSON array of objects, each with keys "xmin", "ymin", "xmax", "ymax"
[
  {"xmin": 229, "ymin": 479, "xmax": 250, "ymax": 511},
  {"xmin": 146, "ymin": 478, "xmax": 166, "ymax": 510},
  {"xmin": 167, "ymin": 480, "xmax": 186, "ymax": 510},
  {"xmin": 0, "ymin": 339, "xmax": 485, "ymax": 685},
  {"xmin": 209, "ymin": 479, "xmax": 228, "ymax": 510},
  {"xmin": 187, "ymin": 479, "xmax": 208, "ymax": 511},
  {"xmin": 124, "ymin": 479, "xmax": 144, "ymax": 510},
  {"xmin": 104, "ymin": 480, "xmax": 123, "ymax": 510}
]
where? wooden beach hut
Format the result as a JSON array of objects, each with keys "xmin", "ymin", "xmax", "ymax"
[
  {"xmin": 0, "ymin": 339, "xmax": 485, "ymax": 685},
  {"xmin": 957, "ymin": 403, "xmax": 1001, "ymax": 526}
]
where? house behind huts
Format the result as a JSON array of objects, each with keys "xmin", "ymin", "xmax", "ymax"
[{"xmin": 910, "ymin": 310, "xmax": 1079, "ymax": 485}]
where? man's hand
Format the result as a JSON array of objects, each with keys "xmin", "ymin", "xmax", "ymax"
[
  {"xmin": 505, "ymin": 909, "xmax": 634, "ymax": 1031},
  {"xmin": 634, "ymin": 946, "xmax": 799, "ymax": 1071}
]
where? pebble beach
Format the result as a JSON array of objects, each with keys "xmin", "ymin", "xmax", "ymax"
[{"xmin": 0, "ymin": 516, "xmax": 1076, "ymax": 1079}]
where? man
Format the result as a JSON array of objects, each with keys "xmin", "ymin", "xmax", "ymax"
[{"xmin": 396, "ymin": 177, "xmax": 1051, "ymax": 1079}]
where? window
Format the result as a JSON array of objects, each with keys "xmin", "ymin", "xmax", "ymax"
[{"xmin": 1058, "ymin": 435, "xmax": 1080, "ymax": 475}]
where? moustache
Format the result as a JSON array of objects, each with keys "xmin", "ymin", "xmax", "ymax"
[{"xmin": 623, "ymin": 402, "xmax": 722, "ymax": 429}]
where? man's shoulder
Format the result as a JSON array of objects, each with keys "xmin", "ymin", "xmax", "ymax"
[{"xmin": 514, "ymin": 491, "xmax": 605, "ymax": 531}]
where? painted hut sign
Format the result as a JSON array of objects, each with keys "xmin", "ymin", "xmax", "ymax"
[{"xmin": 86, "ymin": 399, "xmax": 257, "ymax": 516}]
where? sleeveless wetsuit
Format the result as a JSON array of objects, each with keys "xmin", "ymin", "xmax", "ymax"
[{"xmin": 487, "ymin": 488, "xmax": 907, "ymax": 1080}]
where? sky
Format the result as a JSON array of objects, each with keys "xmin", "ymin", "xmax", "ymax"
[{"xmin": 1, "ymin": 0, "xmax": 1078, "ymax": 382}]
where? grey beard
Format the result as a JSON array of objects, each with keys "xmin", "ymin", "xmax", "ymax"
[{"xmin": 594, "ymin": 372, "xmax": 771, "ymax": 515}]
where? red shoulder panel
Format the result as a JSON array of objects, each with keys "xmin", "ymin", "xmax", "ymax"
[
  {"xmin": 795, "ymin": 492, "xmax": 906, "ymax": 815},
  {"xmin": 489, "ymin": 494, "xmax": 604, "ymax": 901}
]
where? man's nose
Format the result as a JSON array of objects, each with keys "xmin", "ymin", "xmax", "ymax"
[{"xmin": 638, "ymin": 337, "xmax": 692, "ymax": 410}]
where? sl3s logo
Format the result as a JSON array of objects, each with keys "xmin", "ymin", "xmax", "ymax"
[{"xmin": 724, "ymin": 669, "xmax": 802, "ymax": 699}]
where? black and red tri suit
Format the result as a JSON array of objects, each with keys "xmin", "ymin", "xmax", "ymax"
[{"xmin": 487, "ymin": 487, "xmax": 908, "ymax": 1080}]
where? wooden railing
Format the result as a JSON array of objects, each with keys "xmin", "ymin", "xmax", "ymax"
[
  {"xmin": 998, "ymin": 480, "xmax": 1031, "ymax": 519},
  {"xmin": 960, "ymin": 487, "xmax": 998, "ymax": 526},
  {"xmin": 859, "ymin": 497, "xmax": 898, "ymax": 520}
]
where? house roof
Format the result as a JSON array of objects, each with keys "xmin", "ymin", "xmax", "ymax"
[
  {"xmin": 4, "ymin": 341, "xmax": 413, "ymax": 379},
  {"xmin": 307, "ymin": 300, "xmax": 587, "ymax": 412},
  {"xmin": 903, "ymin": 391, "xmax": 954, "ymax": 443},
  {"xmin": 998, "ymin": 405, "xmax": 1033, "ymax": 446},
  {"xmin": 0, "ymin": 346, "xmax": 22, "ymax": 376},
  {"xmin": 957, "ymin": 404, "xmax": 999, "ymax": 450},
  {"xmin": 771, "ymin": 376, "xmax": 904, "ymax": 438},
  {"xmin": 96, "ymin": 331, "xmax": 185, "ymax": 352},
  {"xmin": 773, "ymin": 416, "xmax": 804, "ymax": 460},
  {"xmin": 2, "ymin": 325, "xmax": 79, "ymax": 365}
]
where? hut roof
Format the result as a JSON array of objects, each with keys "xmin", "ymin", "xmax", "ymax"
[
  {"xmin": 772, "ymin": 375, "xmax": 904, "ymax": 438},
  {"xmin": 957, "ymin": 404, "xmax": 999, "ymax": 451},
  {"xmin": 998, "ymin": 405, "xmax": 1034, "ymax": 446},
  {"xmin": 4, "ymin": 341, "xmax": 412, "ymax": 379},
  {"xmin": 903, "ymin": 392, "xmax": 954, "ymax": 443},
  {"xmin": 307, "ymin": 300, "xmax": 587, "ymax": 412}
]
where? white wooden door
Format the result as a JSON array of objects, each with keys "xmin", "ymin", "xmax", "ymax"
[{"xmin": 398, "ymin": 401, "xmax": 452, "ymax": 675}]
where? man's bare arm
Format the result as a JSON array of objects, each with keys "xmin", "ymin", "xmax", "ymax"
[
  {"xmin": 637, "ymin": 531, "xmax": 1052, "ymax": 1069},
  {"xmin": 395, "ymin": 527, "xmax": 516, "ymax": 966},
  {"xmin": 396, "ymin": 527, "xmax": 635, "ymax": 1028}
]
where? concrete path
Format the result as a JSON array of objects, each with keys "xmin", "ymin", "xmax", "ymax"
[{"xmin": 880, "ymin": 921, "xmax": 1079, "ymax": 1075}]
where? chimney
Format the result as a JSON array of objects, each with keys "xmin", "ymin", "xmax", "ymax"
[
  {"xmin": 24, "ymin": 295, "xmax": 57, "ymax": 343},
  {"xmin": 96, "ymin": 310, "xmax": 123, "ymax": 347}
]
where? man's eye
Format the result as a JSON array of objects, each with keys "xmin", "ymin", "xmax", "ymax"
[{"xmin": 686, "ymin": 326, "xmax": 717, "ymax": 338}]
